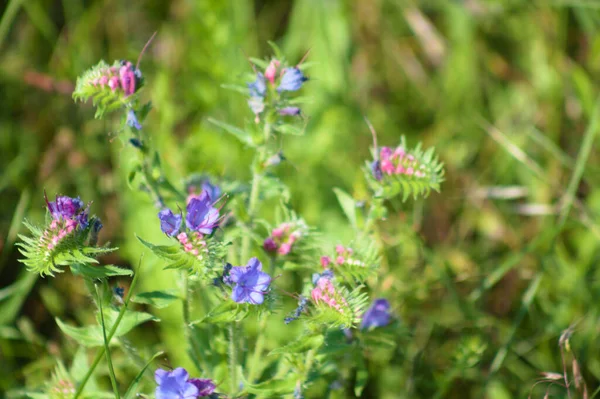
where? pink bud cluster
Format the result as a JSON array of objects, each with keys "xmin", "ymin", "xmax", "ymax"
[
  {"xmin": 177, "ymin": 232, "xmax": 208, "ymax": 260},
  {"xmin": 321, "ymin": 245, "xmax": 365, "ymax": 269},
  {"xmin": 89, "ymin": 61, "xmax": 139, "ymax": 97},
  {"xmin": 311, "ymin": 277, "xmax": 348, "ymax": 313},
  {"xmin": 379, "ymin": 146, "xmax": 427, "ymax": 178},
  {"xmin": 263, "ymin": 222, "xmax": 302, "ymax": 256},
  {"xmin": 40, "ymin": 218, "xmax": 79, "ymax": 258},
  {"xmin": 50, "ymin": 379, "xmax": 75, "ymax": 397}
]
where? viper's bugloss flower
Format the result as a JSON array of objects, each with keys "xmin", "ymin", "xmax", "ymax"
[
  {"xmin": 229, "ymin": 257, "xmax": 271, "ymax": 305},
  {"xmin": 311, "ymin": 274, "xmax": 347, "ymax": 313},
  {"xmin": 279, "ymin": 107, "xmax": 301, "ymax": 116},
  {"xmin": 360, "ymin": 298, "xmax": 391, "ymax": 330},
  {"xmin": 201, "ymin": 180, "xmax": 221, "ymax": 202},
  {"xmin": 46, "ymin": 195, "xmax": 84, "ymax": 220},
  {"xmin": 186, "ymin": 192, "xmax": 220, "ymax": 234},
  {"xmin": 371, "ymin": 159, "xmax": 382, "ymax": 181},
  {"xmin": 155, "ymin": 368, "xmax": 203, "ymax": 399},
  {"xmin": 277, "ymin": 68, "xmax": 307, "ymax": 92},
  {"xmin": 248, "ymin": 72, "xmax": 267, "ymax": 97},
  {"xmin": 158, "ymin": 209, "xmax": 182, "ymax": 237},
  {"xmin": 189, "ymin": 378, "xmax": 216, "ymax": 397},
  {"xmin": 126, "ymin": 109, "xmax": 142, "ymax": 130}
]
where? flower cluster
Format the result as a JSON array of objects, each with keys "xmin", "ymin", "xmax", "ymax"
[
  {"xmin": 186, "ymin": 178, "xmax": 221, "ymax": 205},
  {"xmin": 311, "ymin": 272, "xmax": 348, "ymax": 314},
  {"xmin": 42, "ymin": 195, "xmax": 89, "ymax": 255},
  {"xmin": 373, "ymin": 146, "xmax": 428, "ymax": 181},
  {"xmin": 360, "ymin": 298, "xmax": 392, "ymax": 330},
  {"xmin": 224, "ymin": 258, "xmax": 271, "ymax": 305},
  {"xmin": 87, "ymin": 60, "xmax": 141, "ymax": 97},
  {"xmin": 320, "ymin": 245, "xmax": 365, "ymax": 268},
  {"xmin": 48, "ymin": 379, "xmax": 75, "ymax": 399},
  {"xmin": 155, "ymin": 368, "xmax": 216, "ymax": 399},
  {"xmin": 158, "ymin": 191, "xmax": 221, "ymax": 238},
  {"xmin": 263, "ymin": 222, "xmax": 304, "ymax": 256},
  {"xmin": 247, "ymin": 58, "xmax": 307, "ymax": 122}
]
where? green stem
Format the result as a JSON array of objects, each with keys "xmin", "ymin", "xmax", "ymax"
[
  {"xmin": 228, "ymin": 323, "xmax": 238, "ymax": 394},
  {"xmin": 181, "ymin": 271, "xmax": 206, "ymax": 372},
  {"xmin": 73, "ymin": 262, "xmax": 142, "ymax": 399},
  {"xmin": 95, "ymin": 284, "xmax": 120, "ymax": 399},
  {"xmin": 248, "ymin": 314, "xmax": 267, "ymax": 382}
]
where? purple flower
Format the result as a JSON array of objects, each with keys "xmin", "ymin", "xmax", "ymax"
[
  {"xmin": 248, "ymin": 72, "xmax": 266, "ymax": 97},
  {"xmin": 126, "ymin": 109, "xmax": 142, "ymax": 130},
  {"xmin": 277, "ymin": 68, "xmax": 307, "ymax": 92},
  {"xmin": 46, "ymin": 195, "xmax": 84, "ymax": 220},
  {"xmin": 360, "ymin": 298, "xmax": 391, "ymax": 330},
  {"xmin": 189, "ymin": 378, "xmax": 216, "ymax": 397},
  {"xmin": 201, "ymin": 180, "xmax": 221, "ymax": 202},
  {"xmin": 158, "ymin": 209, "xmax": 182, "ymax": 237},
  {"xmin": 77, "ymin": 206, "xmax": 90, "ymax": 229},
  {"xmin": 185, "ymin": 192, "xmax": 220, "ymax": 234},
  {"xmin": 278, "ymin": 107, "xmax": 301, "ymax": 116},
  {"xmin": 263, "ymin": 237, "xmax": 278, "ymax": 252},
  {"xmin": 229, "ymin": 257, "xmax": 271, "ymax": 305},
  {"xmin": 155, "ymin": 368, "xmax": 198, "ymax": 399}
]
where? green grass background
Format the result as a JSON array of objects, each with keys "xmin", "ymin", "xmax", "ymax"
[{"xmin": 3, "ymin": 0, "xmax": 600, "ymax": 397}]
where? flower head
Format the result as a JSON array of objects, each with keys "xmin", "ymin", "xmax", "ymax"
[
  {"xmin": 158, "ymin": 209, "xmax": 182, "ymax": 237},
  {"xmin": 229, "ymin": 257, "xmax": 271, "ymax": 305},
  {"xmin": 155, "ymin": 368, "xmax": 198, "ymax": 399},
  {"xmin": 265, "ymin": 59, "xmax": 281, "ymax": 84},
  {"xmin": 277, "ymin": 68, "xmax": 308, "ymax": 92},
  {"xmin": 185, "ymin": 192, "xmax": 220, "ymax": 235},
  {"xmin": 278, "ymin": 107, "xmax": 301, "ymax": 116},
  {"xmin": 201, "ymin": 179, "xmax": 221, "ymax": 202},
  {"xmin": 46, "ymin": 195, "xmax": 84, "ymax": 220},
  {"xmin": 360, "ymin": 298, "xmax": 391, "ymax": 330}
]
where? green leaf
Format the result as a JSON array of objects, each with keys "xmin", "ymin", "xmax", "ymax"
[
  {"xmin": 207, "ymin": 117, "xmax": 254, "ymax": 146},
  {"xmin": 123, "ymin": 351, "xmax": 164, "ymax": 399},
  {"xmin": 269, "ymin": 334, "xmax": 324, "ymax": 355},
  {"xmin": 240, "ymin": 375, "xmax": 296, "ymax": 396},
  {"xmin": 132, "ymin": 290, "xmax": 180, "ymax": 309},
  {"xmin": 191, "ymin": 301, "xmax": 247, "ymax": 325},
  {"xmin": 56, "ymin": 311, "xmax": 157, "ymax": 347},
  {"xmin": 70, "ymin": 263, "xmax": 133, "ymax": 279},
  {"xmin": 333, "ymin": 188, "xmax": 357, "ymax": 229}
]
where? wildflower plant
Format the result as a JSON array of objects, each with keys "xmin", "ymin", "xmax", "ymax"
[{"xmin": 16, "ymin": 39, "xmax": 445, "ymax": 399}]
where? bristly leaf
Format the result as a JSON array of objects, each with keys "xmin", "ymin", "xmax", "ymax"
[
  {"xmin": 136, "ymin": 235, "xmax": 229, "ymax": 282},
  {"xmin": 16, "ymin": 218, "xmax": 117, "ymax": 277},
  {"xmin": 72, "ymin": 60, "xmax": 144, "ymax": 119},
  {"xmin": 366, "ymin": 136, "xmax": 445, "ymax": 201}
]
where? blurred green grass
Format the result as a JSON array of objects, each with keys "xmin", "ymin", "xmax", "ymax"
[{"xmin": 3, "ymin": 0, "xmax": 600, "ymax": 397}]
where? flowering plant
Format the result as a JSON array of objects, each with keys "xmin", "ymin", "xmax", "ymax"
[{"xmin": 15, "ymin": 40, "xmax": 443, "ymax": 399}]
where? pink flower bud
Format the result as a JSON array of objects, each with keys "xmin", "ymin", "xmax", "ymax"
[
  {"xmin": 321, "ymin": 256, "xmax": 331, "ymax": 268},
  {"xmin": 108, "ymin": 76, "xmax": 119, "ymax": 91},
  {"xmin": 99, "ymin": 76, "xmax": 108, "ymax": 87},
  {"xmin": 191, "ymin": 249, "xmax": 199, "ymax": 256},
  {"xmin": 184, "ymin": 243, "xmax": 193, "ymax": 251},
  {"xmin": 263, "ymin": 237, "xmax": 278, "ymax": 252},
  {"xmin": 278, "ymin": 243, "xmax": 292, "ymax": 255},
  {"xmin": 336, "ymin": 256, "xmax": 345, "ymax": 265},
  {"xmin": 335, "ymin": 245, "xmax": 345, "ymax": 255},
  {"xmin": 381, "ymin": 159, "xmax": 395, "ymax": 175},
  {"xmin": 272, "ymin": 228, "xmax": 284, "ymax": 238},
  {"xmin": 177, "ymin": 232, "xmax": 188, "ymax": 244},
  {"xmin": 265, "ymin": 59, "xmax": 280, "ymax": 84}
]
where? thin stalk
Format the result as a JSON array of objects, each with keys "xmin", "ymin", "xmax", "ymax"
[
  {"xmin": 228, "ymin": 323, "xmax": 238, "ymax": 394},
  {"xmin": 181, "ymin": 271, "xmax": 206, "ymax": 372},
  {"xmin": 248, "ymin": 314, "xmax": 267, "ymax": 382},
  {"xmin": 95, "ymin": 284, "xmax": 120, "ymax": 399},
  {"xmin": 73, "ymin": 261, "xmax": 142, "ymax": 399}
]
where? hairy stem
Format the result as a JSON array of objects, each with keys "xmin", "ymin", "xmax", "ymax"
[
  {"xmin": 228, "ymin": 323, "xmax": 239, "ymax": 394},
  {"xmin": 181, "ymin": 271, "xmax": 206, "ymax": 372},
  {"xmin": 73, "ymin": 262, "xmax": 142, "ymax": 399},
  {"xmin": 95, "ymin": 284, "xmax": 120, "ymax": 399},
  {"xmin": 248, "ymin": 314, "xmax": 267, "ymax": 382}
]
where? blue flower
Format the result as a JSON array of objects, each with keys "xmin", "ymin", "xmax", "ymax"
[
  {"xmin": 277, "ymin": 68, "xmax": 307, "ymax": 92},
  {"xmin": 229, "ymin": 257, "xmax": 271, "ymax": 304},
  {"xmin": 248, "ymin": 72, "xmax": 266, "ymax": 97},
  {"xmin": 158, "ymin": 209, "xmax": 182, "ymax": 237},
  {"xmin": 155, "ymin": 368, "xmax": 198, "ymax": 399},
  {"xmin": 371, "ymin": 159, "xmax": 382, "ymax": 181},
  {"xmin": 185, "ymin": 192, "xmax": 220, "ymax": 234},
  {"xmin": 189, "ymin": 378, "xmax": 216, "ymax": 397},
  {"xmin": 201, "ymin": 179, "xmax": 221, "ymax": 202},
  {"xmin": 360, "ymin": 298, "xmax": 392, "ymax": 330},
  {"xmin": 126, "ymin": 109, "xmax": 142, "ymax": 130}
]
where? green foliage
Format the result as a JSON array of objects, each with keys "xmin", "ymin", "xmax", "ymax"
[
  {"xmin": 70, "ymin": 264, "xmax": 132, "ymax": 279},
  {"xmin": 131, "ymin": 290, "xmax": 179, "ymax": 309},
  {"xmin": 136, "ymin": 235, "xmax": 228, "ymax": 281}
]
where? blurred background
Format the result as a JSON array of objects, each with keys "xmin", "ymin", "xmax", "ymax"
[{"xmin": 3, "ymin": 0, "xmax": 600, "ymax": 397}]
